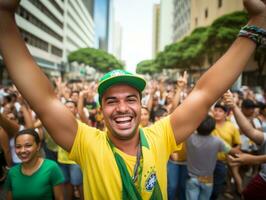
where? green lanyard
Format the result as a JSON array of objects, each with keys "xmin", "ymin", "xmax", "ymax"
[{"xmin": 107, "ymin": 129, "xmax": 163, "ymax": 200}]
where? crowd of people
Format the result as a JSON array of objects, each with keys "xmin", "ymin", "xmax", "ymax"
[
  {"xmin": 0, "ymin": 0, "xmax": 265, "ymax": 199},
  {"xmin": 0, "ymin": 74, "xmax": 265, "ymax": 199}
]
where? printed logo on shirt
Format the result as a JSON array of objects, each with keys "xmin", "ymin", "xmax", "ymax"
[{"xmin": 145, "ymin": 171, "xmax": 157, "ymax": 191}]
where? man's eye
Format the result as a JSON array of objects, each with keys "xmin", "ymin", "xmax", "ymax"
[
  {"xmin": 128, "ymin": 98, "xmax": 136, "ymax": 102},
  {"xmin": 107, "ymin": 100, "xmax": 116, "ymax": 104}
]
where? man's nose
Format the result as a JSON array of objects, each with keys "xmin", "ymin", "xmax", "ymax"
[{"xmin": 116, "ymin": 101, "xmax": 129, "ymax": 113}]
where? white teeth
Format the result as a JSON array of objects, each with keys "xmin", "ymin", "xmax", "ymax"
[{"xmin": 115, "ymin": 116, "xmax": 131, "ymax": 122}]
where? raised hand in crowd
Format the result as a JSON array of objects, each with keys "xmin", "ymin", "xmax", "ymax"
[
  {"xmin": 146, "ymin": 80, "xmax": 158, "ymax": 112},
  {"xmin": 223, "ymin": 90, "xmax": 264, "ymax": 145},
  {"xmin": 173, "ymin": 71, "xmax": 188, "ymax": 108},
  {"xmin": 78, "ymin": 88, "xmax": 92, "ymax": 125}
]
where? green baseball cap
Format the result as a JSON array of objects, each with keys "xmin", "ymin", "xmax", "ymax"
[{"xmin": 98, "ymin": 69, "xmax": 146, "ymax": 103}]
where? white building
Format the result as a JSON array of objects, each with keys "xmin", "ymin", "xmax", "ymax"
[
  {"xmin": 14, "ymin": 0, "xmax": 95, "ymax": 77},
  {"xmin": 172, "ymin": 0, "xmax": 191, "ymax": 41},
  {"xmin": 159, "ymin": 0, "xmax": 174, "ymax": 51}
]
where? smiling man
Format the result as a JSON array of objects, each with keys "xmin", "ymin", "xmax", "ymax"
[{"xmin": 0, "ymin": 0, "xmax": 266, "ymax": 199}]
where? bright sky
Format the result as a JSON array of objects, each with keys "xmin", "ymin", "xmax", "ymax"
[{"xmin": 113, "ymin": 0, "xmax": 160, "ymax": 72}]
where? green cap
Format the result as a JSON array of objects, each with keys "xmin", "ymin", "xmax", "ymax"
[{"xmin": 98, "ymin": 69, "xmax": 146, "ymax": 104}]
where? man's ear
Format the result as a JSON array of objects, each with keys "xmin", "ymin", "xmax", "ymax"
[{"xmin": 99, "ymin": 106, "xmax": 103, "ymax": 112}]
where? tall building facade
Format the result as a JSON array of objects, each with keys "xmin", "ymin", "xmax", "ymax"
[
  {"xmin": 1, "ymin": 0, "xmax": 95, "ymax": 79},
  {"xmin": 173, "ymin": 0, "xmax": 244, "ymax": 41},
  {"xmin": 159, "ymin": 0, "xmax": 174, "ymax": 51},
  {"xmin": 152, "ymin": 4, "xmax": 160, "ymax": 58},
  {"xmin": 172, "ymin": 0, "xmax": 191, "ymax": 41},
  {"xmin": 107, "ymin": 0, "xmax": 122, "ymax": 61},
  {"xmin": 109, "ymin": 21, "xmax": 122, "ymax": 60},
  {"xmin": 93, "ymin": 0, "xmax": 111, "ymax": 51},
  {"xmin": 190, "ymin": 0, "xmax": 243, "ymax": 30}
]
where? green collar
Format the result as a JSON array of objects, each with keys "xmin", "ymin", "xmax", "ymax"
[{"xmin": 139, "ymin": 128, "xmax": 149, "ymax": 149}]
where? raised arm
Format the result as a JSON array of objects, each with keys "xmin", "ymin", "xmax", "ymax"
[
  {"xmin": 0, "ymin": 128, "xmax": 12, "ymax": 167},
  {"xmin": 228, "ymin": 153, "xmax": 266, "ymax": 166},
  {"xmin": 18, "ymin": 98, "xmax": 34, "ymax": 129},
  {"xmin": 0, "ymin": 113, "xmax": 19, "ymax": 138},
  {"xmin": 170, "ymin": 0, "xmax": 266, "ymax": 144},
  {"xmin": 223, "ymin": 91, "xmax": 264, "ymax": 145},
  {"xmin": 78, "ymin": 89, "xmax": 91, "ymax": 125},
  {"xmin": 169, "ymin": 71, "xmax": 188, "ymax": 113},
  {"xmin": 146, "ymin": 82, "xmax": 157, "ymax": 112},
  {"xmin": 0, "ymin": 1, "xmax": 77, "ymax": 151}
]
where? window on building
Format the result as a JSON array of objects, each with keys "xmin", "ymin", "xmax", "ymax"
[
  {"xmin": 48, "ymin": 0, "xmax": 64, "ymax": 15},
  {"xmin": 19, "ymin": 28, "xmax": 49, "ymax": 51},
  {"xmin": 16, "ymin": 6, "xmax": 63, "ymax": 41},
  {"xmin": 195, "ymin": 17, "xmax": 198, "ymax": 27},
  {"xmin": 218, "ymin": 0, "xmax": 223, "ymax": 8},
  {"xmin": 205, "ymin": 8, "xmax": 208, "ymax": 18},
  {"xmin": 51, "ymin": 46, "xmax": 63, "ymax": 57},
  {"xmin": 29, "ymin": 0, "xmax": 63, "ymax": 28}
]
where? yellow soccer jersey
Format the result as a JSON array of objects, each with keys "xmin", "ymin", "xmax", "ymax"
[
  {"xmin": 57, "ymin": 147, "xmax": 76, "ymax": 164},
  {"xmin": 69, "ymin": 116, "xmax": 180, "ymax": 199},
  {"xmin": 176, "ymin": 142, "xmax": 186, "ymax": 162},
  {"xmin": 212, "ymin": 120, "xmax": 241, "ymax": 161}
]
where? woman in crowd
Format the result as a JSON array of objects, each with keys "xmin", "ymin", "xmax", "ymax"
[{"xmin": 5, "ymin": 128, "xmax": 64, "ymax": 200}]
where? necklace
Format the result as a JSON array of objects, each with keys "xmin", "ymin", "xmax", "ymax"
[{"xmin": 132, "ymin": 142, "xmax": 142, "ymax": 183}]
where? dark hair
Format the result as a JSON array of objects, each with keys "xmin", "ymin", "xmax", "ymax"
[
  {"xmin": 154, "ymin": 107, "xmax": 168, "ymax": 118},
  {"xmin": 4, "ymin": 95, "xmax": 12, "ymax": 103},
  {"xmin": 65, "ymin": 99, "xmax": 77, "ymax": 107},
  {"xmin": 241, "ymin": 99, "xmax": 257, "ymax": 109},
  {"xmin": 15, "ymin": 128, "xmax": 40, "ymax": 145},
  {"xmin": 214, "ymin": 102, "xmax": 229, "ymax": 113},
  {"xmin": 197, "ymin": 115, "xmax": 216, "ymax": 136}
]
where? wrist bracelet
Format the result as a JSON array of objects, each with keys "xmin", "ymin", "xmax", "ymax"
[
  {"xmin": 238, "ymin": 30, "xmax": 260, "ymax": 45},
  {"xmin": 238, "ymin": 25, "xmax": 266, "ymax": 46},
  {"xmin": 242, "ymin": 25, "xmax": 266, "ymax": 37}
]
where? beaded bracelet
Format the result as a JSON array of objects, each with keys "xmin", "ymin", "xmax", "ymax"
[
  {"xmin": 242, "ymin": 25, "xmax": 266, "ymax": 36},
  {"xmin": 238, "ymin": 25, "xmax": 266, "ymax": 46}
]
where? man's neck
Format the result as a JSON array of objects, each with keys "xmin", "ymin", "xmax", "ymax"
[{"xmin": 109, "ymin": 133, "xmax": 140, "ymax": 156}]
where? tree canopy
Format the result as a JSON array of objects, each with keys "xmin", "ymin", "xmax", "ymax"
[
  {"xmin": 68, "ymin": 47, "xmax": 123, "ymax": 72},
  {"xmin": 137, "ymin": 11, "xmax": 249, "ymax": 74},
  {"xmin": 136, "ymin": 59, "xmax": 159, "ymax": 74},
  {"xmin": 206, "ymin": 11, "xmax": 248, "ymax": 62}
]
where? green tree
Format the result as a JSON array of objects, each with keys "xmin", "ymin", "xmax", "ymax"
[
  {"xmin": 150, "ymin": 11, "xmax": 248, "ymax": 73},
  {"xmin": 206, "ymin": 11, "xmax": 248, "ymax": 63},
  {"xmin": 155, "ymin": 42, "xmax": 182, "ymax": 70},
  {"xmin": 68, "ymin": 48, "xmax": 123, "ymax": 72},
  {"xmin": 177, "ymin": 27, "xmax": 208, "ymax": 69},
  {"xmin": 154, "ymin": 27, "xmax": 208, "ymax": 72},
  {"xmin": 136, "ymin": 59, "xmax": 158, "ymax": 74}
]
